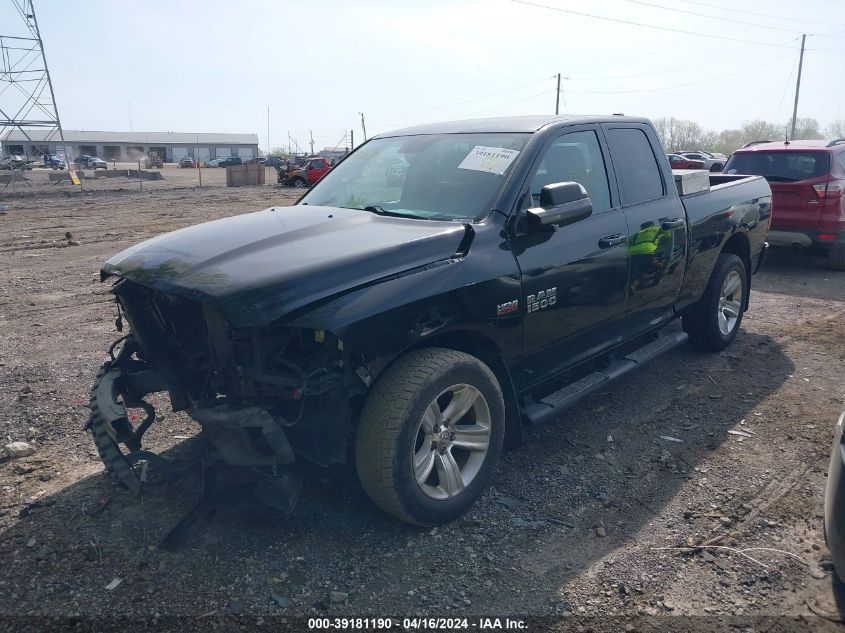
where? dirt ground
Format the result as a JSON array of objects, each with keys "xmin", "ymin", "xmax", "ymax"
[{"xmin": 0, "ymin": 180, "xmax": 843, "ymax": 631}]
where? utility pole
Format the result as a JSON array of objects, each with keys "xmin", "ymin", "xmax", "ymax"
[
  {"xmin": 359, "ymin": 112, "xmax": 367, "ymax": 141},
  {"xmin": 309, "ymin": 130, "xmax": 315, "ymax": 156},
  {"xmin": 555, "ymin": 73, "xmax": 561, "ymax": 115},
  {"xmin": 196, "ymin": 134, "xmax": 202, "ymax": 187},
  {"xmin": 790, "ymin": 34, "xmax": 806, "ymax": 141},
  {"xmin": 267, "ymin": 106, "xmax": 270, "ymax": 156},
  {"xmin": 350, "ymin": 129, "xmax": 354, "ymax": 151}
]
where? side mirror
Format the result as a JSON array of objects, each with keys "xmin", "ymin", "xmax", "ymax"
[{"xmin": 525, "ymin": 181, "xmax": 593, "ymax": 228}]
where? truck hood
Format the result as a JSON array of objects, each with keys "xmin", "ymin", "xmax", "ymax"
[{"xmin": 102, "ymin": 205, "xmax": 470, "ymax": 327}]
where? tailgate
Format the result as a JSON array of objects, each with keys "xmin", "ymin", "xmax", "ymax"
[{"xmin": 770, "ymin": 181, "xmax": 824, "ymax": 231}]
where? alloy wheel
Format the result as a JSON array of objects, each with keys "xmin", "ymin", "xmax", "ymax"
[
  {"xmin": 412, "ymin": 384, "xmax": 491, "ymax": 500},
  {"xmin": 717, "ymin": 270, "xmax": 743, "ymax": 336}
]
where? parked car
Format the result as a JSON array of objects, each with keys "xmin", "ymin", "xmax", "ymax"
[
  {"xmin": 263, "ymin": 156, "xmax": 286, "ymax": 168},
  {"xmin": 279, "ymin": 156, "xmax": 331, "ymax": 187},
  {"xmin": 0, "ymin": 154, "xmax": 33, "ymax": 170},
  {"xmin": 42, "ymin": 154, "xmax": 66, "ymax": 169},
  {"xmin": 667, "ymin": 154, "xmax": 706, "ymax": 170},
  {"xmin": 89, "ymin": 114, "xmax": 771, "ymax": 526},
  {"xmin": 723, "ymin": 139, "xmax": 845, "ymax": 269},
  {"xmin": 678, "ymin": 151, "xmax": 725, "ymax": 172},
  {"xmin": 218, "ymin": 156, "xmax": 243, "ymax": 168},
  {"xmin": 208, "ymin": 158, "xmax": 225, "ymax": 167},
  {"xmin": 825, "ymin": 402, "xmax": 845, "ymax": 582},
  {"xmin": 246, "ymin": 157, "xmax": 266, "ymax": 166},
  {"xmin": 178, "ymin": 156, "xmax": 196, "ymax": 168},
  {"xmin": 74, "ymin": 155, "xmax": 107, "ymax": 169}
]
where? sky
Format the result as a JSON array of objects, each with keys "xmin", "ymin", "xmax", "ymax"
[{"xmin": 2, "ymin": 0, "xmax": 841, "ymax": 153}]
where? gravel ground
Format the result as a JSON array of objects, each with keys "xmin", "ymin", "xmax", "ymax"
[{"xmin": 0, "ymin": 182, "xmax": 843, "ymax": 630}]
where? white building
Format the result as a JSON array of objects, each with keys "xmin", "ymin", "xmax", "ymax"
[{"xmin": 0, "ymin": 129, "xmax": 260, "ymax": 163}]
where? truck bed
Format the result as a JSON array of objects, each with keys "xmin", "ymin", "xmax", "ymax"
[{"xmin": 676, "ymin": 174, "xmax": 772, "ymax": 308}]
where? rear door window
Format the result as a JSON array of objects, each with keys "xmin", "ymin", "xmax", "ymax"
[
  {"xmin": 606, "ymin": 128, "xmax": 665, "ymax": 205},
  {"xmin": 724, "ymin": 151, "xmax": 831, "ymax": 182}
]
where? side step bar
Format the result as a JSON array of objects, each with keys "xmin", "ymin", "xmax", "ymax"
[{"xmin": 521, "ymin": 331, "xmax": 689, "ymax": 425}]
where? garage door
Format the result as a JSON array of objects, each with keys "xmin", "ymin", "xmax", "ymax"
[
  {"xmin": 197, "ymin": 147, "xmax": 211, "ymax": 163},
  {"xmin": 171, "ymin": 147, "xmax": 188, "ymax": 162},
  {"xmin": 237, "ymin": 147, "xmax": 254, "ymax": 160},
  {"xmin": 216, "ymin": 147, "xmax": 231, "ymax": 159}
]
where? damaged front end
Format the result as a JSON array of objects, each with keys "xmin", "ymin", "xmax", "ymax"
[{"xmin": 87, "ymin": 277, "xmax": 362, "ymax": 511}]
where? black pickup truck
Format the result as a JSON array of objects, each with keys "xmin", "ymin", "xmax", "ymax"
[{"xmin": 90, "ymin": 115, "xmax": 771, "ymax": 527}]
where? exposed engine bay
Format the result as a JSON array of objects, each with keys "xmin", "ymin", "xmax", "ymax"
[{"xmin": 87, "ymin": 278, "xmax": 368, "ymax": 542}]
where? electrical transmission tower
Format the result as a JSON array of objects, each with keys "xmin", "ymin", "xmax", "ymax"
[{"xmin": 0, "ymin": 0, "xmax": 64, "ymax": 157}]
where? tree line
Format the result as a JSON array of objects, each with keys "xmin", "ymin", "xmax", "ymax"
[{"xmin": 653, "ymin": 117, "xmax": 845, "ymax": 155}]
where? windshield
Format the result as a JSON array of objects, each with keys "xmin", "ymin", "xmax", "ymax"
[
  {"xmin": 724, "ymin": 151, "xmax": 830, "ymax": 182},
  {"xmin": 299, "ymin": 133, "xmax": 529, "ymax": 220}
]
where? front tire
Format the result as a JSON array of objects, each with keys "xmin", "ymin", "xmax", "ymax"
[
  {"xmin": 355, "ymin": 348, "xmax": 505, "ymax": 526},
  {"xmin": 683, "ymin": 253, "xmax": 748, "ymax": 351},
  {"xmin": 88, "ymin": 364, "xmax": 143, "ymax": 493},
  {"xmin": 292, "ymin": 177, "xmax": 307, "ymax": 188}
]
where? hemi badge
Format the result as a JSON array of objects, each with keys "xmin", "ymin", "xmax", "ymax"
[{"xmin": 496, "ymin": 300, "xmax": 519, "ymax": 316}]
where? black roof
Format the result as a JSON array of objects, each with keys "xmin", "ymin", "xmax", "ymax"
[{"xmin": 374, "ymin": 114, "xmax": 652, "ymax": 137}]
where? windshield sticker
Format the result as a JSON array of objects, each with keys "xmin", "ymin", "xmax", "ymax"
[{"xmin": 458, "ymin": 146, "xmax": 520, "ymax": 175}]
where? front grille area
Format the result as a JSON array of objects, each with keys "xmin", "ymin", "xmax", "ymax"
[{"xmin": 115, "ymin": 281, "xmax": 212, "ymax": 393}]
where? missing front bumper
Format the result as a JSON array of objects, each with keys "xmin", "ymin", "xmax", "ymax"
[{"xmin": 190, "ymin": 404, "xmax": 296, "ymax": 467}]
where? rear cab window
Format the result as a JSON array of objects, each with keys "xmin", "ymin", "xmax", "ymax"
[
  {"xmin": 605, "ymin": 127, "xmax": 665, "ymax": 205},
  {"xmin": 725, "ymin": 151, "xmax": 831, "ymax": 182}
]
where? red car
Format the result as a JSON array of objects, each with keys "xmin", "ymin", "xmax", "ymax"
[
  {"xmin": 667, "ymin": 154, "xmax": 706, "ymax": 169},
  {"xmin": 283, "ymin": 156, "xmax": 332, "ymax": 187},
  {"xmin": 724, "ymin": 139, "xmax": 845, "ymax": 270}
]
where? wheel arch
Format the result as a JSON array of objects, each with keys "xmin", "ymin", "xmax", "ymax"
[{"xmin": 402, "ymin": 330, "xmax": 523, "ymax": 449}]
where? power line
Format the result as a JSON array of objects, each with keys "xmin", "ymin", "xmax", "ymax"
[
  {"xmin": 618, "ymin": 0, "xmax": 804, "ymax": 35},
  {"xmin": 564, "ymin": 53, "xmax": 793, "ymax": 94},
  {"xmin": 565, "ymin": 52, "xmax": 795, "ymax": 81},
  {"xmin": 462, "ymin": 88, "xmax": 555, "ymax": 117},
  {"xmin": 777, "ymin": 52, "xmax": 800, "ymax": 112},
  {"xmin": 673, "ymin": 0, "xmax": 845, "ymax": 28},
  {"xmin": 507, "ymin": 0, "xmax": 823, "ymax": 49},
  {"xmin": 370, "ymin": 76, "xmax": 554, "ymax": 116}
]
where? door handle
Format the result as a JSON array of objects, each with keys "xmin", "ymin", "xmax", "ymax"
[
  {"xmin": 598, "ymin": 234, "xmax": 627, "ymax": 249},
  {"xmin": 661, "ymin": 218, "xmax": 685, "ymax": 230}
]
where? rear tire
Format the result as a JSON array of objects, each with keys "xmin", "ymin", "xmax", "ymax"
[
  {"xmin": 355, "ymin": 348, "xmax": 505, "ymax": 526},
  {"xmin": 683, "ymin": 253, "xmax": 747, "ymax": 352},
  {"xmin": 827, "ymin": 246, "xmax": 845, "ymax": 271}
]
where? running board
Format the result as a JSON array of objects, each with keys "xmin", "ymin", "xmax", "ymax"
[{"xmin": 521, "ymin": 331, "xmax": 689, "ymax": 425}]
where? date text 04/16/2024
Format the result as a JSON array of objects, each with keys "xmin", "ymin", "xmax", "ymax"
[{"xmin": 306, "ymin": 617, "xmax": 527, "ymax": 630}]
